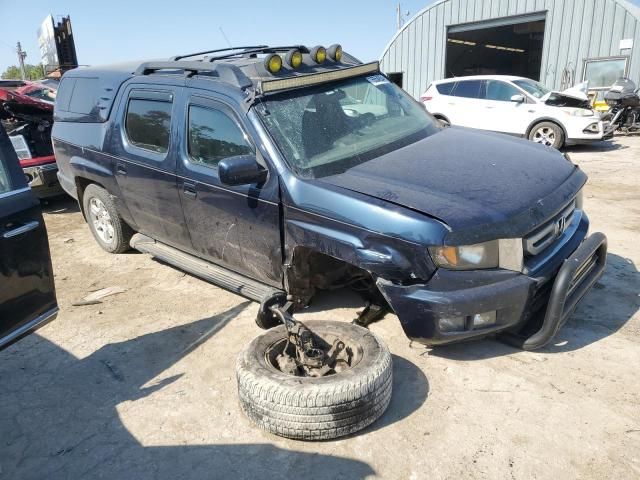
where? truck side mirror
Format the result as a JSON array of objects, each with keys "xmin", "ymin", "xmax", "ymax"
[
  {"xmin": 218, "ymin": 155, "xmax": 268, "ymax": 186},
  {"xmin": 511, "ymin": 94, "xmax": 525, "ymax": 103}
]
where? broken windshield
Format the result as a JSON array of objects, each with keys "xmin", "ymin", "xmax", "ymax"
[{"xmin": 257, "ymin": 75, "xmax": 439, "ymax": 178}]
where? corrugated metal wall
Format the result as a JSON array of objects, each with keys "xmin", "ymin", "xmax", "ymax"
[{"xmin": 380, "ymin": 0, "xmax": 640, "ymax": 98}]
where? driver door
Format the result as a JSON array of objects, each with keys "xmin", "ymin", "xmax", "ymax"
[{"xmin": 0, "ymin": 123, "xmax": 57, "ymax": 351}]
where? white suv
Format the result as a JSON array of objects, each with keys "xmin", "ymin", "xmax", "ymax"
[{"xmin": 421, "ymin": 75, "xmax": 609, "ymax": 148}]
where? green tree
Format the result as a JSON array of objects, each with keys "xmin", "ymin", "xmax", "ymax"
[{"xmin": 1, "ymin": 64, "xmax": 46, "ymax": 80}]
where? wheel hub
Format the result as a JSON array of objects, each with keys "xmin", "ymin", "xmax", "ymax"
[
  {"xmin": 533, "ymin": 127, "xmax": 556, "ymax": 146},
  {"xmin": 89, "ymin": 197, "xmax": 115, "ymax": 244},
  {"xmin": 266, "ymin": 304, "xmax": 354, "ymax": 377}
]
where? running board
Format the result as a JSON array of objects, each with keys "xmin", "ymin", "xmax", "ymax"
[{"xmin": 130, "ymin": 233, "xmax": 284, "ymax": 303}]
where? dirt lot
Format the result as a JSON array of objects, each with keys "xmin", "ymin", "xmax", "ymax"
[{"xmin": 1, "ymin": 136, "xmax": 639, "ymax": 480}]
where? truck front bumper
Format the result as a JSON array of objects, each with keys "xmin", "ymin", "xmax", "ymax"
[{"xmin": 377, "ymin": 232, "xmax": 607, "ymax": 350}]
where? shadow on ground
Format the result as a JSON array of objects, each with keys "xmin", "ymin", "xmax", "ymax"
[
  {"xmin": 41, "ymin": 195, "xmax": 79, "ymax": 215},
  {"xmin": 429, "ymin": 253, "xmax": 639, "ymax": 361},
  {"xmin": 563, "ymin": 139, "xmax": 627, "ymax": 153},
  {"xmin": 0, "ymin": 302, "xmax": 374, "ymax": 479},
  {"xmin": 367, "ymin": 354, "xmax": 429, "ymax": 432}
]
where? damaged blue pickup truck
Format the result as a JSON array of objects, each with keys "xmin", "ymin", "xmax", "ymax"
[{"xmin": 52, "ymin": 45, "xmax": 606, "ymax": 352}]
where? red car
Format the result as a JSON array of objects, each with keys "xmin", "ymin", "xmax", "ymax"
[{"xmin": 0, "ymin": 80, "xmax": 62, "ymax": 198}]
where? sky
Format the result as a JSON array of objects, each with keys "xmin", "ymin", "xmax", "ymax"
[
  {"xmin": 2, "ymin": 0, "xmax": 640, "ymax": 74},
  {"xmin": 0, "ymin": 0, "xmax": 428, "ymax": 73}
]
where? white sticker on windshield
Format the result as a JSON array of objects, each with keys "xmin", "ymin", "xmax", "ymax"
[{"xmin": 366, "ymin": 74, "xmax": 390, "ymax": 86}]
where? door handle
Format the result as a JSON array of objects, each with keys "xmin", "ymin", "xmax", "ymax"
[
  {"xmin": 3, "ymin": 220, "xmax": 40, "ymax": 239},
  {"xmin": 183, "ymin": 182, "xmax": 197, "ymax": 198},
  {"xmin": 116, "ymin": 163, "xmax": 127, "ymax": 175}
]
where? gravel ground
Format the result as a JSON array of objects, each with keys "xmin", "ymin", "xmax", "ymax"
[{"xmin": 1, "ymin": 136, "xmax": 638, "ymax": 480}]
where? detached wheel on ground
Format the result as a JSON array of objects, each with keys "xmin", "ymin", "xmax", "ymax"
[
  {"xmin": 82, "ymin": 184, "xmax": 133, "ymax": 253},
  {"xmin": 529, "ymin": 121, "xmax": 565, "ymax": 149},
  {"xmin": 236, "ymin": 320, "xmax": 392, "ymax": 440}
]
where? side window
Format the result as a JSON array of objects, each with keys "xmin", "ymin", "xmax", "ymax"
[
  {"xmin": 125, "ymin": 98, "xmax": 172, "ymax": 154},
  {"xmin": 0, "ymin": 155, "xmax": 12, "ymax": 194},
  {"xmin": 188, "ymin": 105, "xmax": 253, "ymax": 168},
  {"xmin": 436, "ymin": 82, "xmax": 456, "ymax": 96},
  {"xmin": 484, "ymin": 80, "xmax": 522, "ymax": 102},
  {"xmin": 453, "ymin": 80, "xmax": 483, "ymax": 99}
]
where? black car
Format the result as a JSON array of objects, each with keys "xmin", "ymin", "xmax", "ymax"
[
  {"xmin": 0, "ymin": 122, "xmax": 58, "ymax": 350},
  {"xmin": 51, "ymin": 45, "xmax": 606, "ymax": 350}
]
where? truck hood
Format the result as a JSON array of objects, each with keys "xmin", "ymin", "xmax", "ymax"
[{"xmin": 317, "ymin": 127, "xmax": 586, "ymax": 244}]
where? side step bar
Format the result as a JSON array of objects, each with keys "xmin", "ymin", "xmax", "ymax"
[{"xmin": 130, "ymin": 233, "xmax": 284, "ymax": 303}]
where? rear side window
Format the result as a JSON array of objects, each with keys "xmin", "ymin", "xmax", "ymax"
[
  {"xmin": 436, "ymin": 82, "xmax": 456, "ymax": 96},
  {"xmin": 453, "ymin": 80, "xmax": 483, "ymax": 99},
  {"xmin": 68, "ymin": 78, "xmax": 99, "ymax": 114},
  {"xmin": 125, "ymin": 99, "xmax": 172, "ymax": 154},
  {"xmin": 188, "ymin": 105, "xmax": 253, "ymax": 168}
]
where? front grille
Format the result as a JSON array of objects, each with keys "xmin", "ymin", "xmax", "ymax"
[{"xmin": 523, "ymin": 200, "xmax": 576, "ymax": 257}]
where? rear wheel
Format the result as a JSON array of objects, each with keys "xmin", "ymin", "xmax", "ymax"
[
  {"xmin": 83, "ymin": 184, "xmax": 133, "ymax": 253},
  {"xmin": 236, "ymin": 320, "xmax": 392, "ymax": 440},
  {"xmin": 529, "ymin": 121, "xmax": 564, "ymax": 149}
]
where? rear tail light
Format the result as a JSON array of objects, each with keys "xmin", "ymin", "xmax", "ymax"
[{"xmin": 420, "ymin": 96, "xmax": 433, "ymax": 102}]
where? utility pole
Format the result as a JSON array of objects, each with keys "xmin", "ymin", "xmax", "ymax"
[
  {"xmin": 396, "ymin": 3, "xmax": 410, "ymax": 30},
  {"xmin": 16, "ymin": 42, "xmax": 27, "ymax": 80}
]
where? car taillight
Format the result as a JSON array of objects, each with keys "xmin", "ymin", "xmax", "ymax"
[
  {"xmin": 420, "ymin": 96, "xmax": 432, "ymax": 102},
  {"xmin": 20, "ymin": 155, "xmax": 56, "ymax": 168}
]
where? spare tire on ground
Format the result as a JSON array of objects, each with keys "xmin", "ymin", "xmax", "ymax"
[{"xmin": 236, "ymin": 320, "xmax": 392, "ymax": 440}]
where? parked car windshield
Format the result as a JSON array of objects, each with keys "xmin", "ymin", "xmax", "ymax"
[
  {"xmin": 257, "ymin": 75, "xmax": 439, "ymax": 178},
  {"xmin": 513, "ymin": 79, "xmax": 550, "ymax": 99}
]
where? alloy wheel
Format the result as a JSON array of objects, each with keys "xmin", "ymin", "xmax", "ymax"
[{"xmin": 88, "ymin": 197, "xmax": 115, "ymax": 245}]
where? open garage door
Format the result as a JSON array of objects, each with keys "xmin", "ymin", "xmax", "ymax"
[{"xmin": 445, "ymin": 13, "xmax": 546, "ymax": 80}]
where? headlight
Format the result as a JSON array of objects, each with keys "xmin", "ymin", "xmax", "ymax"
[
  {"xmin": 562, "ymin": 108, "xmax": 595, "ymax": 117},
  {"xmin": 428, "ymin": 241, "xmax": 499, "ymax": 270}
]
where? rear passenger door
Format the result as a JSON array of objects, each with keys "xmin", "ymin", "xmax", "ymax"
[
  {"xmin": 447, "ymin": 80, "xmax": 485, "ymax": 128},
  {"xmin": 111, "ymin": 85, "xmax": 192, "ymax": 250},
  {"xmin": 0, "ymin": 123, "xmax": 57, "ymax": 350},
  {"xmin": 176, "ymin": 92, "xmax": 282, "ymax": 288}
]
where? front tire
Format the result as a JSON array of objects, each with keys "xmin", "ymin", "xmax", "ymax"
[
  {"xmin": 236, "ymin": 320, "xmax": 392, "ymax": 440},
  {"xmin": 529, "ymin": 121, "xmax": 565, "ymax": 149},
  {"xmin": 83, "ymin": 184, "xmax": 133, "ymax": 253}
]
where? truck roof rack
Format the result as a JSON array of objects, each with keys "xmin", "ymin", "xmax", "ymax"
[
  {"xmin": 171, "ymin": 45, "xmax": 269, "ymax": 61},
  {"xmin": 134, "ymin": 61, "xmax": 253, "ymax": 89},
  {"xmin": 203, "ymin": 45, "xmax": 307, "ymax": 62}
]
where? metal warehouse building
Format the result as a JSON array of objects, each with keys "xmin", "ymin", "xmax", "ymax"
[{"xmin": 380, "ymin": 0, "xmax": 640, "ymax": 99}]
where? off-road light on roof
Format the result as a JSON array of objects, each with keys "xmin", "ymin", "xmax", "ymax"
[
  {"xmin": 264, "ymin": 54, "xmax": 283, "ymax": 74},
  {"xmin": 327, "ymin": 44, "xmax": 343, "ymax": 61},
  {"xmin": 310, "ymin": 45, "xmax": 327, "ymax": 64},
  {"xmin": 259, "ymin": 61, "xmax": 379, "ymax": 94},
  {"xmin": 286, "ymin": 49, "xmax": 303, "ymax": 69}
]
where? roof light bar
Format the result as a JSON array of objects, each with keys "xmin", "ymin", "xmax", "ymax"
[{"xmin": 259, "ymin": 62, "xmax": 379, "ymax": 94}]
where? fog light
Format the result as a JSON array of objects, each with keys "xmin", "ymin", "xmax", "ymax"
[
  {"xmin": 583, "ymin": 123, "xmax": 600, "ymax": 134},
  {"xmin": 285, "ymin": 49, "xmax": 303, "ymax": 69},
  {"xmin": 264, "ymin": 54, "xmax": 282, "ymax": 74},
  {"xmin": 439, "ymin": 316, "xmax": 466, "ymax": 333},
  {"xmin": 310, "ymin": 45, "xmax": 327, "ymax": 63},
  {"xmin": 472, "ymin": 311, "xmax": 497, "ymax": 329},
  {"xmin": 327, "ymin": 44, "xmax": 342, "ymax": 61}
]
